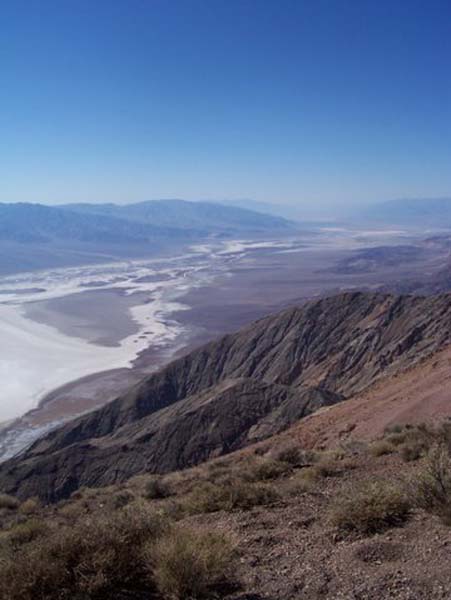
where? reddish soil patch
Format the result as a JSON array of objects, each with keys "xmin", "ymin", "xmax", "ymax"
[{"xmin": 280, "ymin": 346, "xmax": 451, "ymax": 451}]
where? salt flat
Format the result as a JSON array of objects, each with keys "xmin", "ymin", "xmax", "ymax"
[
  {"xmin": 0, "ymin": 255, "xmax": 204, "ymax": 422},
  {"xmin": 0, "ymin": 239, "xmax": 304, "ymax": 423},
  {"xmin": 0, "ymin": 229, "xmax": 429, "ymax": 457}
]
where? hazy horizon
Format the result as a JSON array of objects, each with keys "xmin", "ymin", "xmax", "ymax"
[{"xmin": 2, "ymin": 0, "xmax": 451, "ymax": 209}]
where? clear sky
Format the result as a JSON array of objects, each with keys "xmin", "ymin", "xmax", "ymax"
[{"xmin": 1, "ymin": 0, "xmax": 450, "ymax": 212}]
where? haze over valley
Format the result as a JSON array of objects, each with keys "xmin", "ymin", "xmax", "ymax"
[{"xmin": 2, "ymin": 2, "xmax": 451, "ymax": 598}]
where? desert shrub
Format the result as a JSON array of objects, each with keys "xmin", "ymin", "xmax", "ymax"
[
  {"xmin": 5, "ymin": 518, "xmax": 48, "ymax": 547},
  {"xmin": 243, "ymin": 458, "xmax": 291, "ymax": 482},
  {"xmin": 330, "ymin": 480, "xmax": 411, "ymax": 535},
  {"xmin": 370, "ymin": 440, "xmax": 395, "ymax": 457},
  {"xmin": 384, "ymin": 424, "xmax": 404, "ymax": 435},
  {"xmin": 296, "ymin": 466, "xmax": 321, "ymax": 484},
  {"xmin": 58, "ymin": 500, "xmax": 88, "ymax": 521},
  {"xmin": 414, "ymin": 444, "xmax": 451, "ymax": 525},
  {"xmin": 227, "ymin": 481, "xmax": 278, "ymax": 510},
  {"xmin": 0, "ymin": 494, "xmax": 19, "ymax": 511},
  {"xmin": 0, "ymin": 502, "xmax": 169, "ymax": 600},
  {"xmin": 438, "ymin": 422, "xmax": 451, "ymax": 450},
  {"xmin": 395, "ymin": 427, "xmax": 433, "ymax": 463},
  {"xmin": 282, "ymin": 471, "xmax": 315, "ymax": 496},
  {"xmin": 146, "ymin": 525, "xmax": 234, "ymax": 599},
  {"xmin": 314, "ymin": 456, "xmax": 341, "ymax": 477},
  {"xmin": 399, "ymin": 441, "xmax": 423, "ymax": 462},
  {"xmin": 253, "ymin": 444, "xmax": 269, "ymax": 456},
  {"xmin": 182, "ymin": 482, "xmax": 226, "ymax": 514},
  {"xmin": 183, "ymin": 478, "xmax": 278, "ymax": 514},
  {"xmin": 273, "ymin": 444, "xmax": 320, "ymax": 466},
  {"xmin": 272, "ymin": 444, "xmax": 303, "ymax": 466},
  {"xmin": 110, "ymin": 489, "xmax": 134, "ymax": 509},
  {"xmin": 385, "ymin": 432, "xmax": 408, "ymax": 447},
  {"xmin": 18, "ymin": 497, "xmax": 41, "ymax": 515},
  {"xmin": 144, "ymin": 476, "xmax": 172, "ymax": 500}
]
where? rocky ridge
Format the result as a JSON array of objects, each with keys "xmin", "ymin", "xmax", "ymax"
[{"xmin": 1, "ymin": 291, "xmax": 451, "ymax": 501}]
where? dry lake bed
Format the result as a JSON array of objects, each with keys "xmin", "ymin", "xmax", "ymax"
[{"xmin": 0, "ymin": 228, "xmax": 444, "ymax": 459}]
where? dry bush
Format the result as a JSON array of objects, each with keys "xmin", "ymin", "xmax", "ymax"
[
  {"xmin": 385, "ymin": 432, "xmax": 408, "ymax": 447},
  {"xmin": 253, "ymin": 443, "xmax": 270, "ymax": 456},
  {"xmin": 144, "ymin": 476, "xmax": 172, "ymax": 500},
  {"xmin": 399, "ymin": 441, "xmax": 423, "ymax": 462},
  {"xmin": 5, "ymin": 518, "xmax": 48, "ymax": 548},
  {"xmin": 369, "ymin": 440, "xmax": 395, "ymax": 457},
  {"xmin": 314, "ymin": 456, "xmax": 341, "ymax": 478},
  {"xmin": 330, "ymin": 480, "xmax": 411, "ymax": 535},
  {"xmin": 271, "ymin": 444, "xmax": 303, "ymax": 466},
  {"xmin": 399, "ymin": 426, "xmax": 433, "ymax": 461},
  {"xmin": 110, "ymin": 489, "xmax": 134, "ymax": 509},
  {"xmin": 57, "ymin": 500, "xmax": 88, "ymax": 521},
  {"xmin": 182, "ymin": 478, "xmax": 278, "ymax": 514},
  {"xmin": 146, "ymin": 525, "xmax": 234, "ymax": 600},
  {"xmin": 226, "ymin": 480, "xmax": 278, "ymax": 510},
  {"xmin": 414, "ymin": 444, "xmax": 451, "ymax": 525},
  {"xmin": 18, "ymin": 497, "xmax": 40, "ymax": 516},
  {"xmin": 205, "ymin": 460, "xmax": 235, "ymax": 484},
  {"xmin": 241, "ymin": 457, "xmax": 292, "ymax": 482},
  {"xmin": 282, "ymin": 471, "xmax": 315, "ymax": 496},
  {"xmin": 182, "ymin": 482, "xmax": 226, "ymax": 514},
  {"xmin": 0, "ymin": 502, "xmax": 169, "ymax": 600},
  {"xmin": 0, "ymin": 494, "xmax": 19, "ymax": 511},
  {"xmin": 272, "ymin": 444, "xmax": 321, "ymax": 467},
  {"xmin": 296, "ymin": 466, "xmax": 321, "ymax": 484},
  {"xmin": 384, "ymin": 424, "xmax": 404, "ymax": 436}
]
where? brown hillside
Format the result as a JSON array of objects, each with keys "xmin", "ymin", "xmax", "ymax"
[{"xmin": 1, "ymin": 292, "xmax": 451, "ymax": 502}]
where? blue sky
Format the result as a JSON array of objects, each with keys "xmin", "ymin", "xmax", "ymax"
[{"xmin": 1, "ymin": 0, "xmax": 450, "ymax": 212}]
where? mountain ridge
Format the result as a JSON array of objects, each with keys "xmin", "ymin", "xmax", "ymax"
[
  {"xmin": 0, "ymin": 200, "xmax": 295, "ymax": 274},
  {"xmin": 2, "ymin": 291, "xmax": 451, "ymax": 502},
  {"xmin": 62, "ymin": 198, "xmax": 294, "ymax": 233}
]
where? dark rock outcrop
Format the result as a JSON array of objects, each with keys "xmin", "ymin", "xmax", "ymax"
[{"xmin": 2, "ymin": 291, "xmax": 451, "ymax": 501}]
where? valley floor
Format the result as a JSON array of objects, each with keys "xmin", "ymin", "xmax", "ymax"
[{"xmin": 1, "ymin": 226, "xmax": 447, "ymax": 461}]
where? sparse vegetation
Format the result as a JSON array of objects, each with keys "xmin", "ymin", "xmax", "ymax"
[
  {"xmin": 399, "ymin": 441, "xmax": 423, "ymax": 462},
  {"xmin": 3, "ymin": 421, "xmax": 451, "ymax": 598},
  {"xmin": 330, "ymin": 480, "xmax": 412, "ymax": 535},
  {"xmin": 314, "ymin": 454, "xmax": 343, "ymax": 477},
  {"xmin": 0, "ymin": 498, "xmax": 236, "ymax": 600},
  {"xmin": 0, "ymin": 494, "xmax": 19, "ymax": 511},
  {"xmin": 110, "ymin": 489, "xmax": 134, "ymax": 509},
  {"xmin": 0, "ymin": 502, "xmax": 168, "ymax": 600},
  {"xmin": 282, "ymin": 471, "xmax": 316, "ymax": 495},
  {"xmin": 243, "ymin": 457, "xmax": 291, "ymax": 482},
  {"xmin": 144, "ymin": 475, "xmax": 172, "ymax": 500},
  {"xmin": 146, "ymin": 525, "xmax": 234, "ymax": 599},
  {"xmin": 4, "ymin": 518, "xmax": 48, "ymax": 548},
  {"xmin": 414, "ymin": 443, "xmax": 451, "ymax": 525},
  {"xmin": 383, "ymin": 423, "xmax": 433, "ymax": 462},
  {"xmin": 182, "ymin": 478, "xmax": 279, "ymax": 514},
  {"xmin": 369, "ymin": 440, "xmax": 395, "ymax": 457},
  {"xmin": 18, "ymin": 497, "xmax": 40, "ymax": 515}
]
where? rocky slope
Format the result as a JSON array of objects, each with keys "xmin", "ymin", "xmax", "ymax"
[{"xmin": 2, "ymin": 291, "xmax": 451, "ymax": 501}]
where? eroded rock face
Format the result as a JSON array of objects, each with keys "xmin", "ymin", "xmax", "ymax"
[{"xmin": 2, "ymin": 291, "xmax": 451, "ymax": 501}]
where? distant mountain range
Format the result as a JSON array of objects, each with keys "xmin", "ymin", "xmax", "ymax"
[
  {"xmin": 362, "ymin": 198, "xmax": 451, "ymax": 228},
  {"xmin": 63, "ymin": 199, "xmax": 292, "ymax": 233},
  {"xmin": 0, "ymin": 200, "xmax": 296, "ymax": 274}
]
